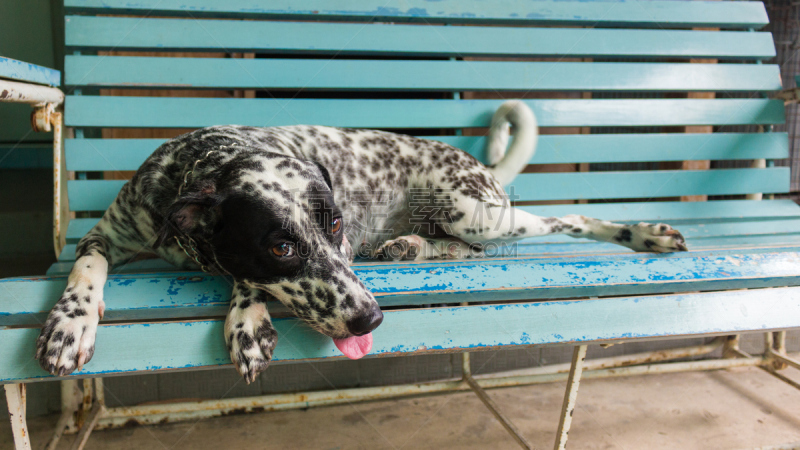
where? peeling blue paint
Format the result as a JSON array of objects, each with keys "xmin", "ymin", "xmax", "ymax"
[{"xmin": 0, "ymin": 57, "xmax": 60, "ymax": 86}]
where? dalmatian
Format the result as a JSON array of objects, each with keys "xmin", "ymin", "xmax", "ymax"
[{"xmin": 35, "ymin": 101, "xmax": 687, "ymax": 382}]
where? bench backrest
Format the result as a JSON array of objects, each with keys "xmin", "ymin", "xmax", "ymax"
[{"xmin": 60, "ymin": 0, "xmax": 787, "ymax": 256}]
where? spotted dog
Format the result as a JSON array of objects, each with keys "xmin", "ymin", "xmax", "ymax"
[{"xmin": 36, "ymin": 101, "xmax": 687, "ymax": 382}]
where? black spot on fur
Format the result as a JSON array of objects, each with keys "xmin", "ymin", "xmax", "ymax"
[
  {"xmin": 237, "ymin": 330, "xmax": 255, "ymax": 350},
  {"xmin": 615, "ymin": 229, "xmax": 632, "ymax": 243}
]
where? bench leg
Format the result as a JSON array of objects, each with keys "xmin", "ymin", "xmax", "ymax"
[
  {"xmin": 764, "ymin": 331, "xmax": 800, "ymax": 391},
  {"xmin": 46, "ymin": 378, "xmax": 106, "ymax": 450},
  {"xmin": 68, "ymin": 402, "xmax": 104, "ymax": 450},
  {"xmin": 46, "ymin": 380, "xmax": 81, "ymax": 450},
  {"xmin": 554, "ymin": 345, "xmax": 588, "ymax": 450},
  {"xmin": 462, "ymin": 352, "xmax": 534, "ymax": 449},
  {"xmin": 5, "ymin": 384, "xmax": 32, "ymax": 450}
]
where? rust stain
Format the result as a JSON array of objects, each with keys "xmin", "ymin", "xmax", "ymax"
[
  {"xmin": 221, "ymin": 407, "xmax": 247, "ymax": 416},
  {"xmin": 123, "ymin": 418, "xmax": 141, "ymax": 428}
]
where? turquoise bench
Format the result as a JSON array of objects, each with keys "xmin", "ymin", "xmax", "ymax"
[{"xmin": 4, "ymin": 1, "xmax": 800, "ymax": 449}]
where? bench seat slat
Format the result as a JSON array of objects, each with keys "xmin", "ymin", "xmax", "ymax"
[
  {"xmin": 65, "ymin": 133, "xmax": 790, "ymax": 171},
  {"xmin": 64, "ymin": 217, "xmax": 800, "ymax": 247},
  {"xmin": 54, "ymin": 235, "xmax": 800, "ymax": 267},
  {"xmin": 3, "ymin": 287, "xmax": 798, "ymax": 384},
  {"xmin": 16, "ymin": 250, "xmax": 800, "ymax": 322},
  {"xmin": 65, "ymin": 17, "xmax": 775, "ymax": 59},
  {"xmin": 64, "ymin": 97, "xmax": 786, "ymax": 129},
  {"xmin": 64, "ymin": 57, "xmax": 783, "ymax": 92},
  {"xmin": 8, "ymin": 250, "xmax": 800, "ymax": 324},
  {"xmin": 65, "ymin": 200, "xmax": 800, "ymax": 242},
  {"xmin": 63, "ymin": 0, "xmax": 769, "ymax": 29},
  {"xmin": 66, "ymin": 168, "xmax": 789, "ymax": 211}
]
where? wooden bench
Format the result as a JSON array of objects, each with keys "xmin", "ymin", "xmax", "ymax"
[{"xmin": 4, "ymin": 1, "xmax": 800, "ymax": 448}]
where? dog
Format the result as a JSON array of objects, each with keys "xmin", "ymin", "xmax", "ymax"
[{"xmin": 35, "ymin": 101, "xmax": 687, "ymax": 382}]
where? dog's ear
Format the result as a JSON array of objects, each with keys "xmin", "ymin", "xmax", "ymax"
[
  {"xmin": 314, "ymin": 162, "xmax": 333, "ymax": 190},
  {"xmin": 155, "ymin": 180, "xmax": 223, "ymax": 248}
]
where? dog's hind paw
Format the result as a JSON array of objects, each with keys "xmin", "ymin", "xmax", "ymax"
[
  {"xmin": 617, "ymin": 223, "xmax": 688, "ymax": 253},
  {"xmin": 374, "ymin": 235, "xmax": 424, "ymax": 261},
  {"xmin": 225, "ymin": 302, "xmax": 278, "ymax": 384},
  {"xmin": 36, "ymin": 286, "xmax": 104, "ymax": 376}
]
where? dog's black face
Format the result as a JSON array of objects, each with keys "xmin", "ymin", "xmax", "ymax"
[{"xmin": 168, "ymin": 152, "xmax": 382, "ymax": 341}]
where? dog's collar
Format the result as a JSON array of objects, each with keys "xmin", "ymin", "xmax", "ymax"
[
  {"xmin": 173, "ymin": 235, "xmax": 216, "ymax": 274},
  {"xmin": 173, "ymin": 150, "xmax": 228, "ymax": 275},
  {"xmin": 177, "ymin": 150, "xmax": 218, "ymax": 196}
]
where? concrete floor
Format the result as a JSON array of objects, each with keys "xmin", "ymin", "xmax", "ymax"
[{"xmin": 5, "ymin": 364, "xmax": 800, "ymax": 450}]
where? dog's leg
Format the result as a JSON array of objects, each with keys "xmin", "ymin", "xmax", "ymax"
[
  {"xmin": 36, "ymin": 187, "xmax": 147, "ymax": 375},
  {"xmin": 377, "ymin": 204, "xmax": 687, "ymax": 261},
  {"xmin": 375, "ymin": 235, "xmax": 480, "ymax": 260},
  {"xmin": 449, "ymin": 202, "xmax": 687, "ymax": 253},
  {"xmin": 225, "ymin": 281, "xmax": 278, "ymax": 384}
]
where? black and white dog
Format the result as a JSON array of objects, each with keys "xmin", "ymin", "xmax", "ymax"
[{"xmin": 36, "ymin": 102, "xmax": 687, "ymax": 382}]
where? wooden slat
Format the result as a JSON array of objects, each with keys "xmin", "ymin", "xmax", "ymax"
[
  {"xmin": 65, "ymin": 16, "xmax": 776, "ymax": 59},
  {"xmin": 509, "ymin": 168, "xmax": 789, "ymax": 201},
  {"xmin": 6, "ymin": 250, "xmax": 800, "ymax": 327},
  {"xmin": 66, "ymin": 168, "xmax": 790, "ymax": 211},
  {"xmin": 65, "ymin": 133, "xmax": 789, "ymax": 171},
  {"xmin": 518, "ymin": 199, "xmax": 800, "ymax": 223},
  {"xmin": 55, "ymin": 234, "xmax": 800, "ymax": 264},
  {"xmin": 65, "ymin": 216, "xmax": 800, "ymax": 247},
  {"xmin": 63, "ymin": 0, "xmax": 770, "ymax": 29},
  {"xmin": 4, "ymin": 287, "xmax": 800, "ymax": 384},
  {"xmin": 64, "ymin": 97, "xmax": 786, "ymax": 129},
  {"xmin": 63, "ymin": 219, "xmax": 800, "ymax": 261},
  {"xmin": 64, "ymin": 200, "xmax": 800, "ymax": 244},
  {"xmin": 0, "ymin": 56, "xmax": 60, "ymax": 87},
  {"xmin": 64, "ymin": 199, "xmax": 800, "ymax": 243},
  {"xmin": 64, "ymin": 56, "xmax": 783, "ymax": 92}
]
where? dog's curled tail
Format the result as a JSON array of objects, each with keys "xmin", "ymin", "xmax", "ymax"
[{"xmin": 486, "ymin": 101, "xmax": 539, "ymax": 186}]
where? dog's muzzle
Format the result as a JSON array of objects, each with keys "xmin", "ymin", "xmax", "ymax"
[{"xmin": 334, "ymin": 303, "xmax": 383, "ymax": 359}]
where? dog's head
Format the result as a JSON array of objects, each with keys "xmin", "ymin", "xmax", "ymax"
[{"xmin": 162, "ymin": 149, "xmax": 382, "ymax": 359}]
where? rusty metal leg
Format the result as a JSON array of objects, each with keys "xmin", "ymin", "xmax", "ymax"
[
  {"xmin": 763, "ymin": 331, "xmax": 800, "ymax": 391},
  {"xmin": 554, "ymin": 345, "xmax": 588, "ymax": 450},
  {"xmin": 767, "ymin": 331, "xmax": 789, "ymax": 370},
  {"xmin": 46, "ymin": 380, "xmax": 81, "ymax": 450},
  {"xmin": 462, "ymin": 352, "xmax": 534, "ymax": 449},
  {"xmin": 68, "ymin": 402, "xmax": 104, "ymax": 450},
  {"xmin": 5, "ymin": 384, "xmax": 32, "ymax": 450},
  {"xmin": 722, "ymin": 335, "xmax": 741, "ymax": 359}
]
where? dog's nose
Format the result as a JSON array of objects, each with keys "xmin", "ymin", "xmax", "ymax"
[{"xmin": 346, "ymin": 306, "xmax": 384, "ymax": 336}]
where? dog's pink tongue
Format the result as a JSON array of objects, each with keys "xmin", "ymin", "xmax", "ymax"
[{"xmin": 333, "ymin": 333, "xmax": 373, "ymax": 359}]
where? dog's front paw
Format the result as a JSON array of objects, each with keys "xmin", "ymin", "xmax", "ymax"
[
  {"xmin": 616, "ymin": 223, "xmax": 688, "ymax": 253},
  {"xmin": 374, "ymin": 235, "xmax": 424, "ymax": 261},
  {"xmin": 35, "ymin": 287, "xmax": 104, "ymax": 376},
  {"xmin": 225, "ymin": 303, "xmax": 278, "ymax": 384}
]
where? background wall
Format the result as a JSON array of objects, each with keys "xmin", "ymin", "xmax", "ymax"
[{"xmin": 1, "ymin": 0, "xmax": 799, "ymax": 419}]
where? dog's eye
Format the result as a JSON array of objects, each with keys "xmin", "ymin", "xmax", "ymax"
[
  {"xmin": 331, "ymin": 218, "xmax": 342, "ymax": 234},
  {"xmin": 272, "ymin": 242, "xmax": 295, "ymax": 257}
]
